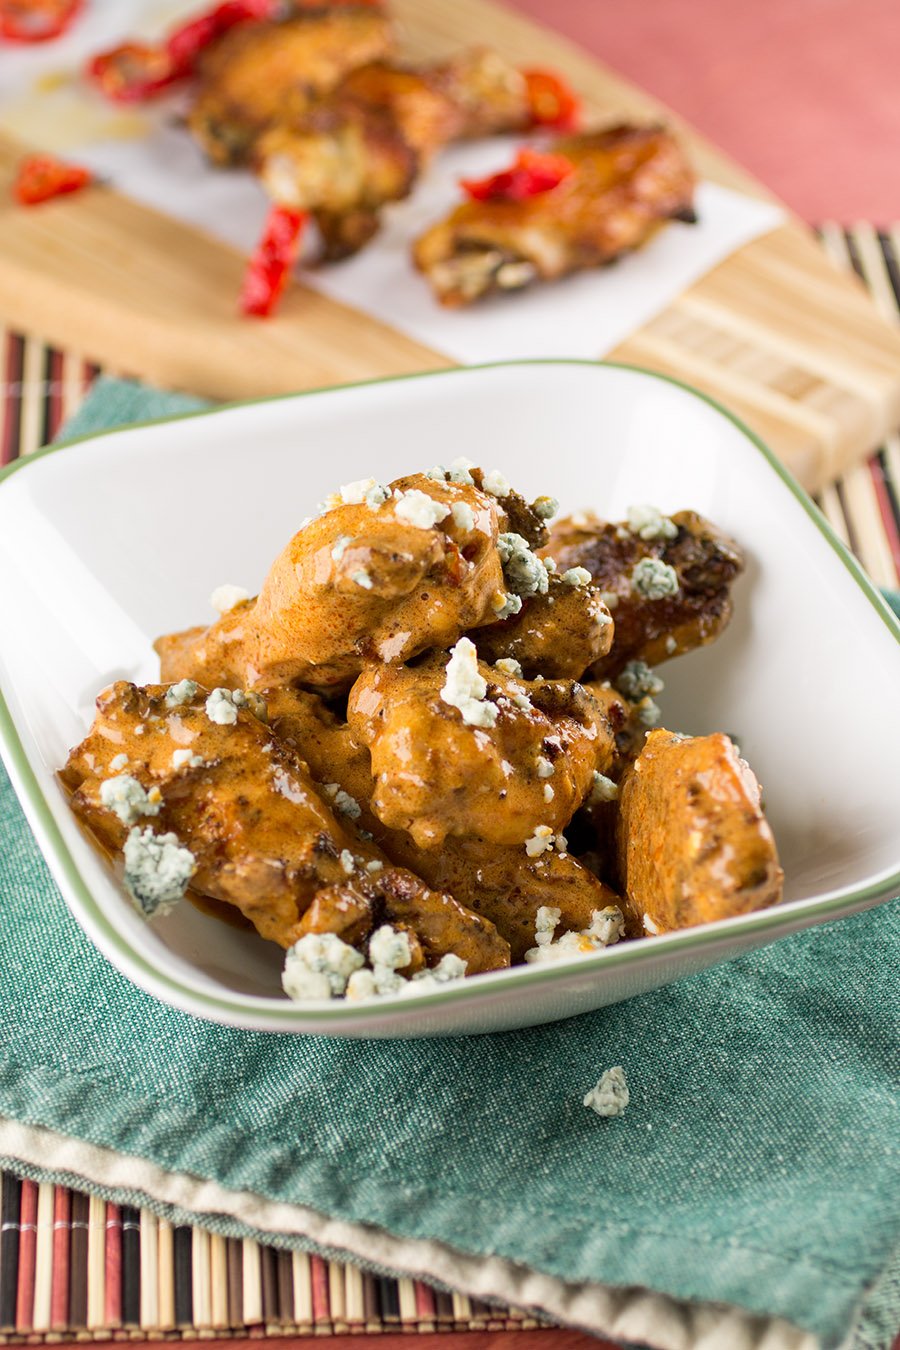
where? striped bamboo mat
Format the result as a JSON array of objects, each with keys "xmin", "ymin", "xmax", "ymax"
[{"xmin": 0, "ymin": 224, "xmax": 899, "ymax": 1345}]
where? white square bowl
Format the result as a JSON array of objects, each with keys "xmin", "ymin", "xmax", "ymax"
[{"xmin": 1, "ymin": 361, "xmax": 898, "ymax": 1038}]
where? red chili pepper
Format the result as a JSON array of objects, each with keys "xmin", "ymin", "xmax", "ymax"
[
  {"xmin": 240, "ymin": 206, "xmax": 307, "ymax": 318},
  {"xmin": 0, "ymin": 0, "xmax": 83, "ymax": 42},
  {"xmin": 523, "ymin": 69, "xmax": 581, "ymax": 131},
  {"xmin": 166, "ymin": 0, "xmax": 279, "ymax": 76},
  {"xmin": 86, "ymin": 42, "xmax": 181, "ymax": 103},
  {"xmin": 13, "ymin": 154, "xmax": 92, "ymax": 205},
  {"xmin": 461, "ymin": 148, "xmax": 575, "ymax": 204}
]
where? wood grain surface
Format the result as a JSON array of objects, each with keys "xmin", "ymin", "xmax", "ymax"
[{"xmin": 1, "ymin": 0, "xmax": 899, "ymax": 489}]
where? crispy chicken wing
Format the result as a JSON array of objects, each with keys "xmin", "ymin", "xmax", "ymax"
[
  {"xmin": 266, "ymin": 684, "xmax": 622, "ymax": 962},
  {"xmin": 543, "ymin": 508, "xmax": 744, "ymax": 679},
  {"xmin": 256, "ymin": 48, "xmax": 537, "ymax": 259},
  {"xmin": 616, "ymin": 729, "xmax": 783, "ymax": 937},
  {"xmin": 61, "ymin": 681, "xmax": 509, "ymax": 973},
  {"xmin": 187, "ymin": 8, "xmax": 393, "ymax": 167},
  {"xmin": 347, "ymin": 648, "xmax": 618, "ymax": 849},
  {"xmin": 414, "ymin": 124, "xmax": 696, "ymax": 306},
  {"xmin": 157, "ymin": 474, "xmax": 509, "ymax": 696}
]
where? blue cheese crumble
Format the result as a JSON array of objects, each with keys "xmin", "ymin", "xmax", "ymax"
[
  {"xmin": 351, "ymin": 568, "xmax": 373, "ymax": 590},
  {"xmin": 631, "ymin": 557, "xmax": 679, "ymax": 600},
  {"xmin": 165, "ymin": 679, "xmax": 198, "ymax": 708},
  {"xmin": 282, "ymin": 932, "xmax": 365, "ymax": 1001},
  {"xmin": 492, "ymin": 591, "xmax": 523, "ymax": 620},
  {"xmin": 331, "ymin": 535, "xmax": 352, "ymax": 561},
  {"xmin": 369, "ymin": 924, "xmax": 412, "ymax": 971},
  {"xmin": 330, "ymin": 478, "xmax": 391, "ymax": 509},
  {"xmin": 322, "ymin": 783, "xmax": 362, "ymax": 819},
  {"xmin": 482, "ymin": 469, "xmax": 510, "ymax": 498},
  {"xmin": 636, "ymin": 697, "xmax": 661, "ymax": 727},
  {"xmin": 109, "ymin": 753, "xmax": 129, "ymax": 773},
  {"xmin": 616, "ymin": 661, "xmax": 664, "ymax": 701},
  {"xmin": 494, "ymin": 657, "xmax": 523, "ymax": 677},
  {"xmin": 450, "ymin": 501, "xmax": 475, "ymax": 532},
  {"xmin": 394, "ymin": 489, "xmax": 451, "ymax": 530},
  {"xmin": 123, "ymin": 827, "xmax": 194, "ymax": 918},
  {"xmin": 532, "ymin": 495, "xmax": 559, "ymax": 520},
  {"xmin": 100, "ymin": 775, "xmax": 161, "ymax": 826},
  {"xmin": 626, "ymin": 504, "xmax": 678, "ymax": 541},
  {"xmin": 525, "ymin": 824, "xmax": 555, "ymax": 857},
  {"xmin": 561, "ymin": 566, "xmax": 592, "ymax": 588},
  {"xmin": 589, "ymin": 771, "xmax": 619, "ymax": 803},
  {"xmin": 339, "ymin": 849, "xmax": 356, "ymax": 876},
  {"xmin": 205, "ymin": 688, "xmax": 267, "ymax": 725},
  {"xmin": 524, "ymin": 906, "xmax": 624, "ymax": 962},
  {"xmin": 536, "ymin": 756, "xmax": 554, "ymax": 779},
  {"xmin": 583, "ymin": 1066, "xmax": 629, "ymax": 1117},
  {"xmin": 171, "ymin": 749, "xmax": 204, "ymax": 770},
  {"xmin": 440, "ymin": 638, "xmax": 498, "ymax": 728},
  {"xmin": 497, "ymin": 533, "xmax": 549, "ymax": 598},
  {"xmin": 210, "ymin": 583, "xmax": 250, "ymax": 615}
]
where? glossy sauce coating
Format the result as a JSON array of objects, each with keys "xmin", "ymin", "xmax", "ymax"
[
  {"xmin": 616, "ymin": 729, "xmax": 783, "ymax": 936},
  {"xmin": 61, "ymin": 681, "xmax": 509, "ymax": 973}
]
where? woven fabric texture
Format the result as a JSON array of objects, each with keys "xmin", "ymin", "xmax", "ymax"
[{"xmin": 0, "ymin": 381, "xmax": 898, "ymax": 1350}]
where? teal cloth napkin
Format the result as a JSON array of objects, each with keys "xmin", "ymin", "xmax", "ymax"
[{"xmin": 1, "ymin": 378, "xmax": 899, "ymax": 1350}]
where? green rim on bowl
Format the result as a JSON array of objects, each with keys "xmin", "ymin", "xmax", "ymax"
[{"xmin": 0, "ymin": 360, "xmax": 898, "ymax": 1026}]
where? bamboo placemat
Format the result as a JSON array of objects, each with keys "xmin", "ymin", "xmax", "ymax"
[{"xmin": 0, "ymin": 225, "xmax": 898, "ymax": 1346}]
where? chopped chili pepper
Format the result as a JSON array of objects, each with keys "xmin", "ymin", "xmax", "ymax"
[
  {"xmin": 523, "ymin": 69, "xmax": 581, "ymax": 131},
  {"xmin": 86, "ymin": 42, "xmax": 180, "ymax": 103},
  {"xmin": 0, "ymin": 0, "xmax": 83, "ymax": 43},
  {"xmin": 13, "ymin": 154, "xmax": 92, "ymax": 205},
  {"xmin": 240, "ymin": 206, "xmax": 307, "ymax": 318},
  {"xmin": 461, "ymin": 148, "xmax": 575, "ymax": 204}
]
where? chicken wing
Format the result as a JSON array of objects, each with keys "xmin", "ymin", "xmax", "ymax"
[
  {"xmin": 347, "ymin": 645, "xmax": 618, "ymax": 849},
  {"xmin": 156, "ymin": 470, "xmax": 552, "ymax": 696},
  {"xmin": 266, "ymin": 683, "xmax": 622, "ymax": 962},
  {"xmin": 616, "ymin": 728, "xmax": 783, "ymax": 937},
  {"xmin": 414, "ymin": 124, "xmax": 696, "ymax": 306},
  {"xmin": 61, "ymin": 681, "xmax": 510, "ymax": 974},
  {"xmin": 187, "ymin": 7, "xmax": 393, "ymax": 167},
  {"xmin": 543, "ymin": 508, "xmax": 744, "ymax": 679},
  {"xmin": 256, "ymin": 48, "xmax": 540, "ymax": 259}
]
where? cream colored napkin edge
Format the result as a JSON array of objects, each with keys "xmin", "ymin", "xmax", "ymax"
[{"xmin": 0, "ymin": 1116, "xmax": 817, "ymax": 1350}]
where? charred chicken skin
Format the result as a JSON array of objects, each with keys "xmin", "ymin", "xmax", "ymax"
[
  {"xmin": 616, "ymin": 729, "xmax": 783, "ymax": 937},
  {"xmin": 414, "ymin": 124, "xmax": 696, "ymax": 306},
  {"xmin": 542, "ymin": 508, "xmax": 745, "ymax": 679},
  {"xmin": 187, "ymin": 7, "xmax": 394, "ymax": 167},
  {"xmin": 61, "ymin": 681, "xmax": 509, "ymax": 973},
  {"xmin": 256, "ymin": 48, "xmax": 542, "ymax": 259}
]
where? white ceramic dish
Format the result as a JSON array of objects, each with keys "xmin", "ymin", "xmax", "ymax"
[{"xmin": 0, "ymin": 361, "xmax": 898, "ymax": 1038}]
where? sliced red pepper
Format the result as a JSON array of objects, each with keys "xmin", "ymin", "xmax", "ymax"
[
  {"xmin": 240, "ymin": 206, "xmax": 307, "ymax": 318},
  {"xmin": 13, "ymin": 154, "xmax": 92, "ymax": 205},
  {"xmin": 0, "ymin": 0, "xmax": 83, "ymax": 43},
  {"xmin": 86, "ymin": 42, "xmax": 181, "ymax": 103},
  {"xmin": 461, "ymin": 148, "xmax": 576, "ymax": 204},
  {"xmin": 523, "ymin": 69, "xmax": 582, "ymax": 131}
]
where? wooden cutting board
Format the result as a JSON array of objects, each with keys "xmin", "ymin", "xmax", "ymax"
[{"xmin": 1, "ymin": 0, "xmax": 899, "ymax": 491}]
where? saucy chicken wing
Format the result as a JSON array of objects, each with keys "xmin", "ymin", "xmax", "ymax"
[
  {"xmin": 543, "ymin": 507, "xmax": 744, "ymax": 679},
  {"xmin": 347, "ymin": 643, "xmax": 618, "ymax": 849},
  {"xmin": 256, "ymin": 48, "xmax": 542, "ymax": 259},
  {"xmin": 414, "ymin": 124, "xmax": 696, "ymax": 306},
  {"xmin": 156, "ymin": 470, "xmax": 554, "ymax": 696},
  {"xmin": 265, "ymin": 683, "xmax": 623, "ymax": 962},
  {"xmin": 187, "ymin": 7, "xmax": 393, "ymax": 167},
  {"xmin": 616, "ymin": 728, "xmax": 783, "ymax": 937},
  {"xmin": 61, "ymin": 681, "xmax": 510, "ymax": 974}
]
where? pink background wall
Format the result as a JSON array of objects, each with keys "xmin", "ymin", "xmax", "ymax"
[{"xmin": 505, "ymin": 0, "xmax": 900, "ymax": 223}]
